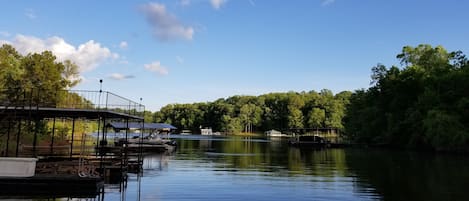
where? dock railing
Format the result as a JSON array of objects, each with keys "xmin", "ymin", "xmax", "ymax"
[{"xmin": 0, "ymin": 88, "xmax": 144, "ymax": 117}]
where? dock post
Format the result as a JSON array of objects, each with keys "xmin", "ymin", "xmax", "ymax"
[
  {"xmin": 33, "ymin": 118, "xmax": 39, "ymax": 157},
  {"xmin": 102, "ymin": 117, "xmax": 107, "ymax": 142},
  {"xmin": 5, "ymin": 119, "xmax": 11, "ymax": 157},
  {"xmin": 96, "ymin": 116, "xmax": 101, "ymax": 156},
  {"xmin": 70, "ymin": 118, "xmax": 76, "ymax": 159},
  {"xmin": 50, "ymin": 117, "xmax": 56, "ymax": 155},
  {"xmin": 125, "ymin": 118, "xmax": 129, "ymax": 141},
  {"xmin": 15, "ymin": 118, "xmax": 22, "ymax": 157}
]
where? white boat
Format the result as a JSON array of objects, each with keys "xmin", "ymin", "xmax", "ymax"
[
  {"xmin": 200, "ymin": 128, "xmax": 221, "ymax": 135},
  {"xmin": 264, "ymin": 129, "xmax": 288, "ymax": 137},
  {"xmin": 201, "ymin": 128, "xmax": 213, "ymax": 135},
  {"xmin": 0, "ymin": 157, "xmax": 38, "ymax": 177}
]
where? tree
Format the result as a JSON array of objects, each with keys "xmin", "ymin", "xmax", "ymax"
[
  {"xmin": 307, "ymin": 108, "xmax": 325, "ymax": 128},
  {"xmin": 239, "ymin": 103, "xmax": 262, "ymax": 133},
  {"xmin": 20, "ymin": 51, "xmax": 66, "ymax": 106},
  {"xmin": 62, "ymin": 60, "xmax": 81, "ymax": 88},
  {"xmin": 0, "ymin": 45, "xmax": 23, "ymax": 101},
  {"xmin": 344, "ymin": 44, "xmax": 469, "ymax": 151},
  {"xmin": 143, "ymin": 111, "xmax": 154, "ymax": 123},
  {"xmin": 0, "ymin": 45, "xmax": 82, "ymax": 106}
]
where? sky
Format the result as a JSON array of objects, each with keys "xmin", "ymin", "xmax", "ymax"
[{"xmin": 1, "ymin": 0, "xmax": 469, "ymax": 111}]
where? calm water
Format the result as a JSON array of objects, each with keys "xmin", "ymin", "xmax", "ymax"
[{"xmin": 4, "ymin": 135, "xmax": 469, "ymax": 201}]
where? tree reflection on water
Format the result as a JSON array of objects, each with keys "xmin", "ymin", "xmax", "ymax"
[{"xmin": 47, "ymin": 135, "xmax": 469, "ymax": 201}]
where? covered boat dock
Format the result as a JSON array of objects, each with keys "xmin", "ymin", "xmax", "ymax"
[{"xmin": 0, "ymin": 88, "xmax": 145, "ymax": 197}]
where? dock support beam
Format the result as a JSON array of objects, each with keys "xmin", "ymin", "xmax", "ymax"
[
  {"xmin": 5, "ymin": 119, "xmax": 11, "ymax": 157},
  {"xmin": 96, "ymin": 116, "xmax": 101, "ymax": 156},
  {"xmin": 70, "ymin": 118, "xmax": 76, "ymax": 159},
  {"xmin": 33, "ymin": 118, "xmax": 39, "ymax": 157},
  {"xmin": 15, "ymin": 118, "xmax": 22, "ymax": 157},
  {"xmin": 50, "ymin": 117, "xmax": 56, "ymax": 155}
]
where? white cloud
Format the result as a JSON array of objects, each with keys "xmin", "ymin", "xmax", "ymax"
[
  {"xmin": 322, "ymin": 0, "xmax": 335, "ymax": 6},
  {"xmin": 25, "ymin": 8, "xmax": 36, "ymax": 19},
  {"xmin": 108, "ymin": 73, "xmax": 135, "ymax": 80},
  {"xmin": 119, "ymin": 41, "xmax": 128, "ymax": 49},
  {"xmin": 141, "ymin": 3, "xmax": 194, "ymax": 41},
  {"xmin": 144, "ymin": 61, "xmax": 169, "ymax": 75},
  {"xmin": 211, "ymin": 0, "xmax": 227, "ymax": 9},
  {"xmin": 176, "ymin": 56, "xmax": 184, "ymax": 64},
  {"xmin": 1, "ymin": 34, "xmax": 118, "ymax": 73}
]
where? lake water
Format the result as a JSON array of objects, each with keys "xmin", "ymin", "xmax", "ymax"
[{"xmin": 4, "ymin": 135, "xmax": 469, "ymax": 201}]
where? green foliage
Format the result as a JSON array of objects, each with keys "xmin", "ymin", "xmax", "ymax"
[
  {"xmin": 152, "ymin": 90, "xmax": 351, "ymax": 134},
  {"xmin": 423, "ymin": 110, "xmax": 468, "ymax": 150},
  {"xmin": 307, "ymin": 108, "xmax": 325, "ymax": 128},
  {"xmin": 0, "ymin": 44, "xmax": 81, "ymax": 105},
  {"xmin": 62, "ymin": 60, "xmax": 81, "ymax": 88},
  {"xmin": 239, "ymin": 103, "xmax": 262, "ymax": 132},
  {"xmin": 344, "ymin": 44, "xmax": 469, "ymax": 151}
]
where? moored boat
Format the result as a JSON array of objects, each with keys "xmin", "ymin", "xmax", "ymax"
[{"xmin": 264, "ymin": 129, "xmax": 290, "ymax": 137}]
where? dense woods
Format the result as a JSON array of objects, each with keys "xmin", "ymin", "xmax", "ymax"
[
  {"xmin": 343, "ymin": 45, "xmax": 469, "ymax": 151},
  {"xmin": 150, "ymin": 90, "xmax": 352, "ymax": 134}
]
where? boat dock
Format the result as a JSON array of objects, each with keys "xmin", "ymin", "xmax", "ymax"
[{"xmin": 0, "ymin": 88, "xmax": 151, "ymax": 197}]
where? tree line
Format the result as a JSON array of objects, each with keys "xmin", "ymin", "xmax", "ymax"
[
  {"xmin": 148, "ymin": 90, "xmax": 352, "ymax": 134},
  {"xmin": 343, "ymin": 45, "xmax": 469, "ymax": 151}
]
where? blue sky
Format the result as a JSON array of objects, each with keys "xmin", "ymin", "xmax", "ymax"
[{"xmin": 1, "ymin": 0, "xmax": 469, "ymax": 111}]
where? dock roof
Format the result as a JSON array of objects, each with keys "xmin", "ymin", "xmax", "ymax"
[{"xmin": 0, "ymin": 106, "xmax": 143, "ymax": 120}]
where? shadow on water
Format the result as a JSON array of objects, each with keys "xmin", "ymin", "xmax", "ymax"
[{"xmin": 345, "ymin": 149, "xmax": 469, "ymax": 201}]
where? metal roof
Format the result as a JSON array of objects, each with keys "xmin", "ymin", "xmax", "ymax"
[
  {"xmin": 107, "ymin": 122, "xmax": 177, "ymax": 130},
  {"xmin": 0, "ymin": 106, "xmax": 143, "ymax": 120}
]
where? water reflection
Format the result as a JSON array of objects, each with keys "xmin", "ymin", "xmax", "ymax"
[
  {"xmin": 345, "ymin": 149, "xmax": 469, "ymax": 201},
  {"xmin": 174, "ymin": 136, "xmax": 348, "ymax": 178},
  {"xmin": 144, "ymin": 136, "xmax": 378, "ymax": 201},
  {"xmin": 2, "ymin": 135, "xmax": 469, "ymax": 201},
  {"xmin": 143, "ymin": 153, "xmax": 172, "ymax": 171}
]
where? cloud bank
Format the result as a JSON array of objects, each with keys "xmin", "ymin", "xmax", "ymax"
[
  {"xmin": 141, "ymin": 3, "xmax": 194, "ymax": 41},
  {"xmin": 0, "ymin": 34, "xmax": 118, "ymax": 73}
]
